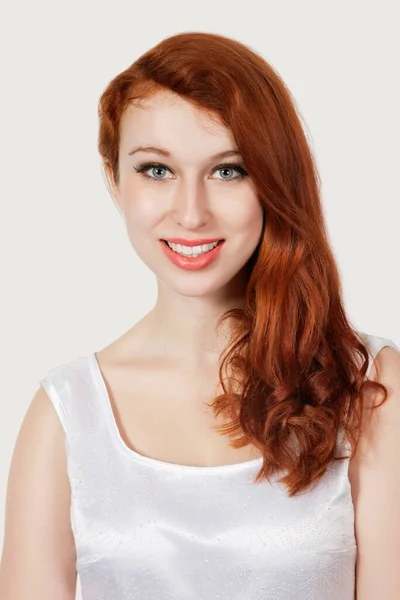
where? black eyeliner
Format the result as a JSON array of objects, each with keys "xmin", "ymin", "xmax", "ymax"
[{"xmin": 132, "ymin": 161, "xmax": 248, "ymax": 180}]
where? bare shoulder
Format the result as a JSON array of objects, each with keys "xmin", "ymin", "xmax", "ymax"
[
  {"xmin": 358, "ymin": 345, "xmax": 400, "ymax": 442},
  {"xmin": 6, "ymin": 385, "xmax": 68, "ymax": 470},
  {"xmin": 0, "ymin": 386, "xmax": 77, "ymax": 599},
  {"xmin": 349, "ymin": 344, "xmax": 400, "ymax": 599},
  {"xmin": 349, "ymin": 344, "xmax": 400, "ymax": 481},
  {"xmin": 22, "ymin": 384, "xmax": 64, "ymax": 425}
]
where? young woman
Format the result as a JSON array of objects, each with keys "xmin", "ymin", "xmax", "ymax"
[{"xmin": 1, "ymin": 31, "xmax": 399, "ymax": 600}]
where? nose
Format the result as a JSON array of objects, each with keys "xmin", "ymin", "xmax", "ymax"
[{"xmin": 172, "ymin": 177, "xmax": 211, "ymax": 229}]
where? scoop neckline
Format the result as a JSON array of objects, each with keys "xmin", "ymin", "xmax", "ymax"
[{"xmin": 88, "ymin": 352, "xmax": 264, "ymax": 474}]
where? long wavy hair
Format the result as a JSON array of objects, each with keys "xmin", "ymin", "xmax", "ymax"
[{"xmin": 97, "ymin": 31, "xmax": 388, "ymax": 497}]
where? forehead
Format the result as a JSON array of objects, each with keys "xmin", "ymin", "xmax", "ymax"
[{"xmin": 119, "ymin": 91, "xmax": 236, "ymax": 160}]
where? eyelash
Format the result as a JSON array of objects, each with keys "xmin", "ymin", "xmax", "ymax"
[{"xmin": 132, "ymin": 161, "xmax": 248, "ymax": 183}]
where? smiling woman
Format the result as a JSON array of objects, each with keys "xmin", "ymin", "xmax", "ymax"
[
  {"xmin": 1, "ymin": 29, "xmax": 399, "ymax": 600},
  {"xmin": 102, "ymin": 85, "xmax": 265, "ymax": 300}
]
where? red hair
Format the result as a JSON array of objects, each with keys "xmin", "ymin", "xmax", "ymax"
[{"xmin": 98, "ymin": 31, "xmax": 388, "ymax": 496}]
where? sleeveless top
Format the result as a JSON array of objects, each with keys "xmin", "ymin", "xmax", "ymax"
[{"xmin": 39, "ymin": 331, "xmax": 399, "ymax": 600}]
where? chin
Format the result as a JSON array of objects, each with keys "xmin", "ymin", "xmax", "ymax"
[{"xmin": 161, "ymin": 269, "xmax": 245, "ymax": 299}]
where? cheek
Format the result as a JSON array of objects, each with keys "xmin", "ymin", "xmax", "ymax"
[
  {"xmin": 224, "ymin": 194, "xmax": 264, "ymax": 234},
  {"xmin": 124, "ymin": 192, "xmax": 164, "ymax": 233}
]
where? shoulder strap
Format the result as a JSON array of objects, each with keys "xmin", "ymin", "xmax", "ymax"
[
  {"xmin": 39, "ymin": 355, "xmax": 105, "ymax": 444},
  {"xmin": 336, "ymin": 331, "xmax": 399, "ymax": 458},
  {"xmin": 357, "ymin": 332, "xmax": 400, "ymax": 378},
  {"xmin": 39, "ymin": 366, "xmax": 68, "ymax": 436}
]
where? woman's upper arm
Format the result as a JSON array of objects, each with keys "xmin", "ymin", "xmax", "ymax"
[
  {"xmin": 0, "ymin": 386, "xmax": 77, "ymax": 599},
  {"xmin": 350, "ymin": 345, "xmax": 400, "ymax": 600}
]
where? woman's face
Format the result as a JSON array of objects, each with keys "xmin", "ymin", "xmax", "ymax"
[{"xmin": 108, "ymin": 90, "xmax": 264, "ymax": 298}]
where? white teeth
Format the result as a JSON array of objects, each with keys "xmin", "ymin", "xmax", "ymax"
[{"xmin": 166, "ymin": 240, "xmax": 220, "ymax": 257}]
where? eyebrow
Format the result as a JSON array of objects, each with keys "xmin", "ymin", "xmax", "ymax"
[{"xmin": 127, "ymin": 145, "xmax": 242, "ymax": 161}]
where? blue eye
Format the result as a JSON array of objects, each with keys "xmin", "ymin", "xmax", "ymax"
[
  {"xmin": 213, "ymin": 165, "xmax": 248, "ymax": 181},
  {"xmin": 134, "ymin": 163, "xmax": 171, "ymax": 181},
  {"xmin": 132, "ymin": 161, "xmax": 248, "ymax": 183}
]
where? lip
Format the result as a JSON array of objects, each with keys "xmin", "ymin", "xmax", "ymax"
[
  {"xmin": 160, "ymin": 239, "xmax": 225, "ymax": 271},
  {"xmin": 161, "ymin": 238, "xmax": 224, "ymax": 247}
]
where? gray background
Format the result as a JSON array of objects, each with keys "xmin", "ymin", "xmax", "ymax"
[{"xmin": 1, "ymin": 1, "xmax": 399, "ymax": 597}]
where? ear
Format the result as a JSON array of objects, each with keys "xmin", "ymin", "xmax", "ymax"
[{"xmin": 104, "ymin": 163, "xmax": 123, "ymax": 213}]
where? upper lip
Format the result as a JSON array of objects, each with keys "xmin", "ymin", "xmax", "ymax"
[{"xmin": 162, "ymin": 238, "xmax": 223, "ymax": 247}]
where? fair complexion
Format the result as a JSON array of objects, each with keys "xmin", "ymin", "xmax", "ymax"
[
  {"xmin": 107, "ymin": 90, "xmax": 264, "ymax": 368},
  {"xmin": 0, "ymin": 93, "xmax": 265, "ymax": 599}
]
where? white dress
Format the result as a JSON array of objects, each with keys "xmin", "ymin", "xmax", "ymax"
[{"xmin": 39, "ymin": 331, "xmax": 399, "ymax": 600}]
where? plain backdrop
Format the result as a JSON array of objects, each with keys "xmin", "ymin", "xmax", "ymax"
[{"xmin": 0, "ymin": 1, "xmax": 399, "ymax": 597}]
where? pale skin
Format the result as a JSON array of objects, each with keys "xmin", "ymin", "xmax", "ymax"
[{"xmin": 1, "ymin": 90, "xmax": 399, "ymax": 599}]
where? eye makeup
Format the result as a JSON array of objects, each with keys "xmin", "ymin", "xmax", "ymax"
[{"xmin": 132, "ymin": 161, "xmax": 249, "ymax": 183}]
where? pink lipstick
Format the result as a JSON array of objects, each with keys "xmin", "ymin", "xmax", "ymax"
[{"xmin": 160, "ymin": 239, "xmax": 225, "ymax": 271}]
